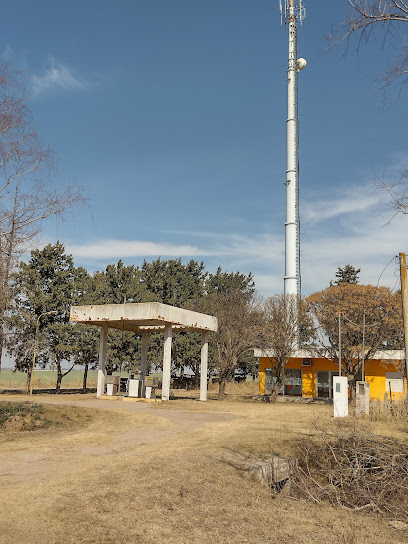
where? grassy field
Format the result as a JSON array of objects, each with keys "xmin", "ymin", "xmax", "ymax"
[
  {"xmin": 0, "ymin": 369, "xmax": 98, "ymax": 390},
  {"xmin": 0, "ymin": 394, "xmax": 407, "ymax": 544},
  {"xmin": 0, "ymin": 369, "xmax": 259, "ymax": 396}
]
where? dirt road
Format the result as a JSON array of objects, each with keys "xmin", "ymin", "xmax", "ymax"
[{"xmin": 0, "ymin": 395, "xmax": 235, "ymax": 479}]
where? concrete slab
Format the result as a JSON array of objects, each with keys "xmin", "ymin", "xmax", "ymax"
[
  {"xmin": 100, "ymin": 395, "xmax": 161, "ymax": 403},
  {"xmin": 70, "ymin": 302, "xmax": 218, "ymax": 333}
]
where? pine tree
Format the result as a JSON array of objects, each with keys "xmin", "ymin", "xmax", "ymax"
[
  {"xmin": 9, "ymin": 242, "xmax": 87, "ymax": 392},
  {"xmin": 331, "ymin": 264, "xmax": 361, "ymax": 286}
]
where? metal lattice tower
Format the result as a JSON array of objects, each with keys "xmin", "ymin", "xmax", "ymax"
[{"xmin": 280, "ymin": 0, "xmax": 306, "ymax": 296}]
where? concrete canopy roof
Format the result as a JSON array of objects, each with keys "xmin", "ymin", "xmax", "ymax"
[{"xmin": 70, "ymin": 302, "xmax": 218, "ymax": 334}]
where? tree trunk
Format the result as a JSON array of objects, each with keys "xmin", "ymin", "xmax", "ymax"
[
  {"xmin": 349, "ymin": 376, "xmax": 356, "ymax": 402},
  {"xmin": 194, "ymin": 363, "xmax": 200, "ymax": 389},
  {"xmin": 270, "ymin": 378, "xmax": 282, "ymax": 403},
  {"xmin": 56, "ymin": 360, "xmax": 62, "ymax": 393},
  {"xmin": 270, "ymin": 368, "xmax": 285, "ymax": 403},
  {"xmin": 25, "ymin": 368, "xmax": 31, "ymax": 394},
  {"xmin": 218, "ymin": 376, "xmax": 227, "ymax": 400},
  {"xmin": 0, "ymin": 325, "xmax": 4, "ymax": 372},
  {"xmin": 0, "ymin": 235, "xmax": 4, "ymax": 373},
  {"xmin": 0, "ymin": 202, "xmax": 18, "ymax": 372},
  {"xmin": 82, "ymin": 363, "xmax": 88, "ymax": 393}
]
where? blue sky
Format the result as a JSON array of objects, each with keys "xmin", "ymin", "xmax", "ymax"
[{"xmin": 2, "ymin": 0, "xmax": 407, "ymax": 296}]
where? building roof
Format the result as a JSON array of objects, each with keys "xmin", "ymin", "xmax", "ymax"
[
  {"xmin": 70, "ymin": 302, "xmax": 218, "ymax": 333},
  {"xmin": 254, "ymin": 349, "xmax": 404, "ymax": 360}
]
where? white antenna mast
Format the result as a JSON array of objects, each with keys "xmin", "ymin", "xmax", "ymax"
[{"xmin": 280, "ymin": 0, "xmax": 306, "ymax": 297}]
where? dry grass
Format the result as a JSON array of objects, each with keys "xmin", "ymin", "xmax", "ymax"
[
  {"xmin": 0, "ymin": 395, "xmax": 407, "ymax": 543},
  {"xmin": 208, "ymin": 379, "xmax": 259, "ymax": 396},
  {"xmin": 0, "ymin": 401, "xmax": 94, "ymax": 433},
  {"xmin": 170, "ymin": 380, "xmax": 259, "ymax": 401},
  {"xmin": 369, "ymin": 397, "xmax": 408, "ymax": 423}
]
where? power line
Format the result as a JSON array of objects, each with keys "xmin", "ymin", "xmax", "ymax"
[{"xmin": 375, "ymin": 255, "xmax": 399, "ymax": 290}]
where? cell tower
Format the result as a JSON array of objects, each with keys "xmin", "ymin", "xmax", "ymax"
[{"xmin": 280, "ymin": 0, "xmax": 306, "ymax": 296}]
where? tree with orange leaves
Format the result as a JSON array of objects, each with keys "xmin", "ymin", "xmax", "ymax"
[{"xmin": 307, "ymin": 284, "xmax": 403, "ymax": 398}]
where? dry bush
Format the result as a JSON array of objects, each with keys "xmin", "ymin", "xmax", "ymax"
[
  {"xmin": 291, "ymin": 425, "xmax": 408, "ymax": 521},
  {"xmin": 207, "ymin": 380, "xmax": 258, "ymax": 396},
  {"xmin": 369, "ymin": 398, "xmax": 408, "ymax": 423}
]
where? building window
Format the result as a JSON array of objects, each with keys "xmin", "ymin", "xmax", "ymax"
[
  {"xmin": 385, "ymin": 372, "xmax": 404, "ymax": 393},
  {"xmin": 264, "ymin": 368, "xmax": 302, "ymax": 396},
  {"xmin": 284, "ymin": 369, "xmax": 302, "ymax": 396}
]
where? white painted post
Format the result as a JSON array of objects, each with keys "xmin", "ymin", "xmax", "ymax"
[
  {"xmin": 333, "ymin": 376, "xmax": 348, "ymax": 418},
  {"xmin": 200, "ymin": 331, "xmax": 209, "ymax": 401},
  {"xmin": 97, "ymin": 325, "xmax": 108, "ymax": 398},
  {"xmin": 141, "ymin": 331, "xmax": 148, "ymax": 397},
  {"xmin": 162, "ymin": 324, "xmax": 172, "ymax": 401}
]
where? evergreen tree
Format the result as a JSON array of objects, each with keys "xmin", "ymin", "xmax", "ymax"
[
  {"xmin": 9, "ymin": 242, "xmax": 88, "ymax": 392},
  {"xmin": 140, "ymin": 258, "xmax": 207, "ymax": 307},
  {"xmin": 331, "ymin": 264, "xmax": 361, "ymax": 286},
  {"xmin": 92, "ymin": 260, "xmax": 155, "ymax": 373},
  {"xmin": 206, "ymin": 266, "xmax": 255, "ymax": 296},
  {"xmin": 93, "ymin": 260, "xmax": 153, "ymax": 305},
  {"xmin": 139, "ymin": 258, "xmax": 207, "ymax": 380}
]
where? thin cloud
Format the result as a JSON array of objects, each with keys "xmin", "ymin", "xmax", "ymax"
[
  {"xmin": 67, "ymin": 233, "xmax": 285, "ymax": 262},
  {"xmin": 207, "ymin": 232, "xmax": 283, "ymax": 260},
  {"xmin": 67, "ymin": 239, "xmax": 221, "ymax": 259},
  {"xmin": 54, "ymin": 173, "xmax": 408, "ymax": 298},
  {"xmin": 31, "ymin": 58, "xmax": 86, "ymax": 96},
  {"xmin": 302, "ymin": 183, "xmax": 383, "ymax": 223}
]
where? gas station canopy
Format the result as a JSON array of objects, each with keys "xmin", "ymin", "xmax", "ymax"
[
  {"xmin": 69, "ymin": 302, "xmax": 218, "ymax": 401},
  {"xmin": 70, "ymin": 302, "xmax": 218, "ymax": 333}
]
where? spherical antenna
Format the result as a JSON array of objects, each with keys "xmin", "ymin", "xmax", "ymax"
[{"xmin": 295, "ymin": 58, "xmax": 307, "ymax": 71}]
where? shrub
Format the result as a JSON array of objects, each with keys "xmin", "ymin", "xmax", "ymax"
[
  {"xmin": 0, "ymin": 402, "xmax": 44, "ymax": 427},
  {"xmin": 291, "ymin": 425, "xmax": 408, "ymax": 521}
]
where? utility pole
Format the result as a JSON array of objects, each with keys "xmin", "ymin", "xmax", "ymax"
[
  {"xmin": 362, "ymin": 309, "xmax": 365, "ymax": 382},
  {"xmin": 338, "ymin": 313, "xmax": 342, "ymax": 377},
  {"xmin": 281, "ymin": 0, "xmax": 306, "ymax": 296},
  {"xmin": 399, "ymin": 252, "xmax": 408, "ymax": 389}
]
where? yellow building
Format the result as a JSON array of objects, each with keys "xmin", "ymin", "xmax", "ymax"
[{"xmin": 255, "ymin": 349, "xmax": 405, "ymax": 401}]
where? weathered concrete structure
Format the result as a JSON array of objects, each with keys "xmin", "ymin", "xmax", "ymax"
[{"xmin": 70, "ymin": 302, "xmax": 218, "ymax": 401}]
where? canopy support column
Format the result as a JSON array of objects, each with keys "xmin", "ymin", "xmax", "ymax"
[
  {"xmin": 97, "ymin": 325, "xmax": 108, "ymax": 398},
  {"xmin": 141, "ymin": 331, "xmax": 148, "ymax": 396},
  {"xmin": 162, "ymin": 324, "xmax": 172, "ymax": 401},
  {"xmin": 200, "ymin": 331, "xmax": 209, "ymax": 401}
]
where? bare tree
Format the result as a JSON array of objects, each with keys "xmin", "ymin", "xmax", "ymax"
[
  {"xmin": 263, "ymin": 294, "xmax": 311, "ymax": 402},
  {"xmin": 329, "ymin": 2, "xmax": 408, "ymax": 218},
  {"xmin": 208, "ymin": 289, "xmax": 263, "ymax": 400},
  {"xmin": 329, "ymin": 1, "xmax": 408, "ymax": 92},
  {"xmin": 375, "ymin": 168, "xmax": 408, "ymax": 220},
  {"xmin": 0, "ymin": 61, "xmax": 85, "ymax": 370}
]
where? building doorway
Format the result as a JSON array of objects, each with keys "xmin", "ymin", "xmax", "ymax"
[{"xmin": 316, "ymin": 371, "xmax": 337, "ymax": 399}]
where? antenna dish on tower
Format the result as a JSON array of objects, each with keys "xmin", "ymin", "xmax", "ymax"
[
  {"xmin": 296, "ymin": 58, "xmax": 307, "ymax": 71},
  {"xmin": 280, "ymin": 0, "xmax": 306, "ymax": 26}
]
